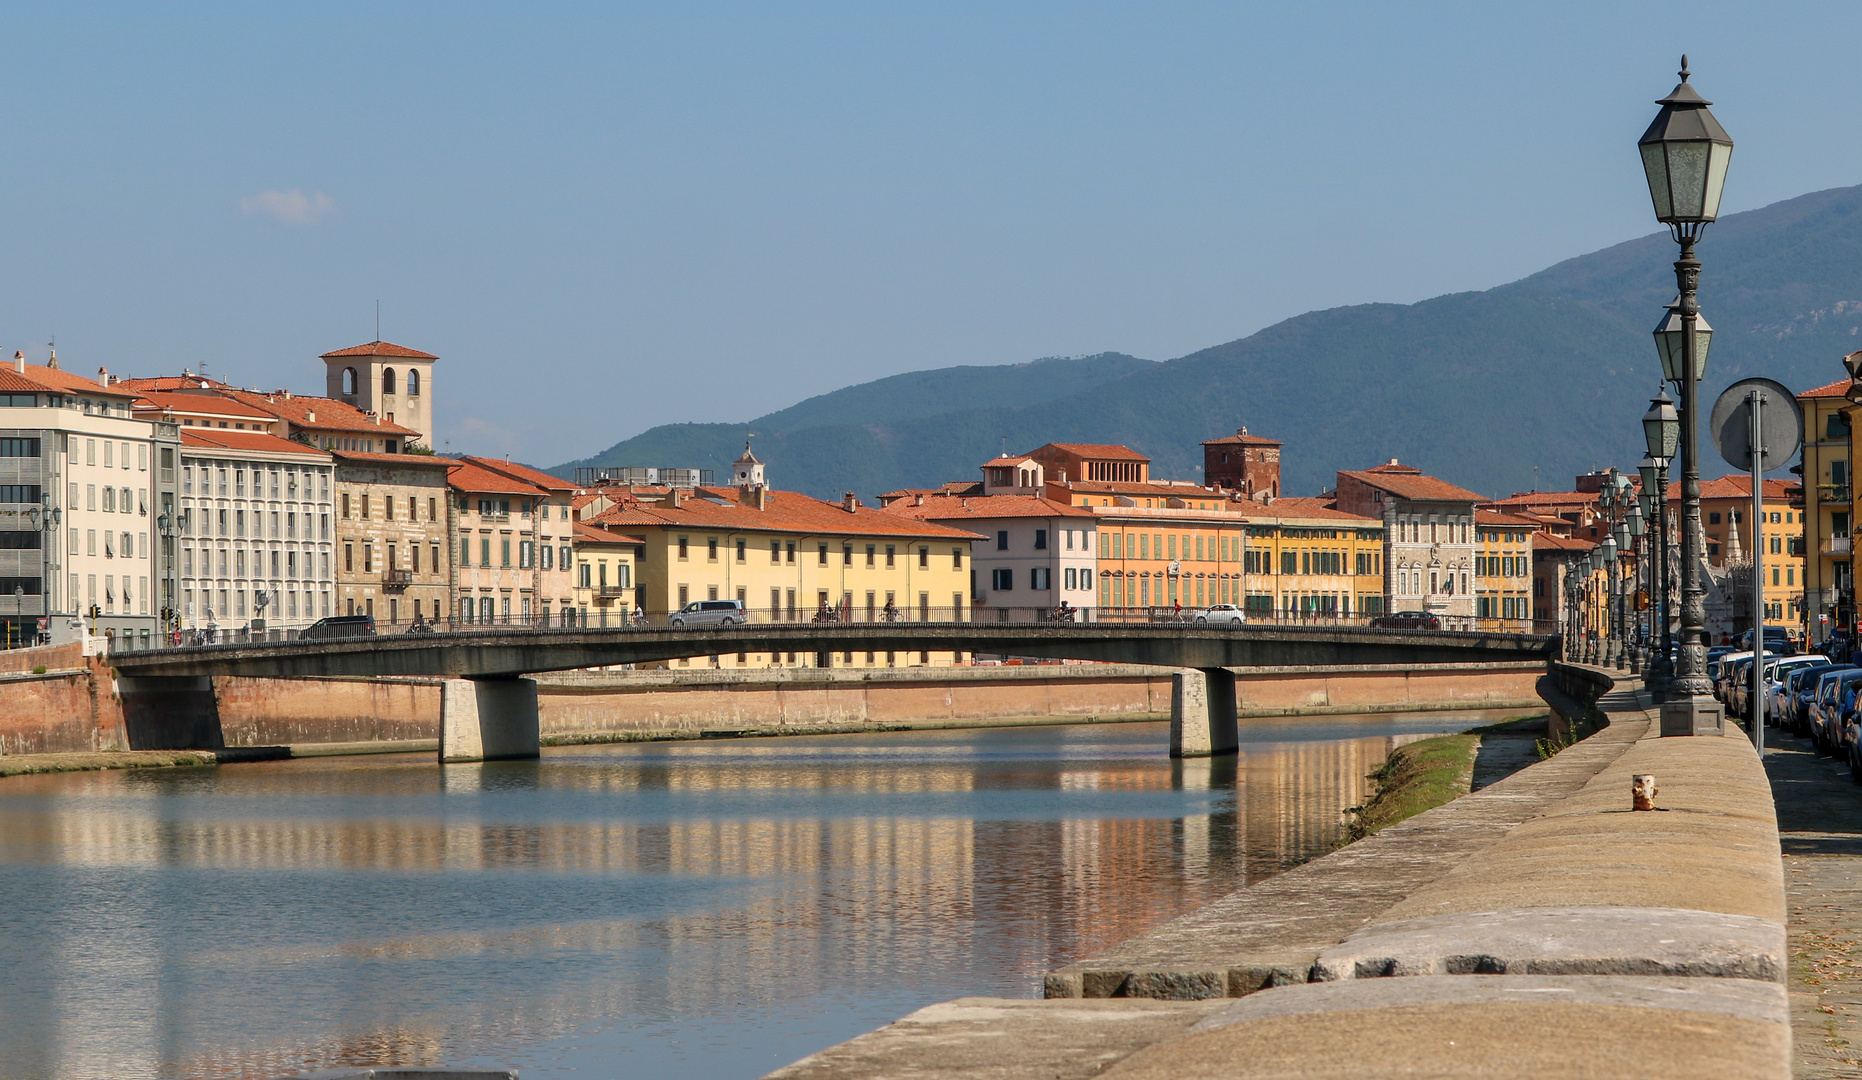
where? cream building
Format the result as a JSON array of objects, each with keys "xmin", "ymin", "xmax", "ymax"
[
  {"xmin": 450, "ymin": 459, "xmax": 577, "ymax": 627},
  {"xmin": 1335, "ymin": 460, "xmax": 1485, "ymax": 629},
  {"xmin": 178, "ymin": 430, "xmax": 336, "ymax": 634},
  {"xmin": 332, "ymin": 450, "xmax": 452, "ymax": 627}
]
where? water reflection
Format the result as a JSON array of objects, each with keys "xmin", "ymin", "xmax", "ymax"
[{"xmin": 0, "ymin": 713, "xmax": 1497, "ymax": 1080}]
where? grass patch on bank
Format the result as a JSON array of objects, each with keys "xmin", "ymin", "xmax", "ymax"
[{"xmin": 1343, "ymin": 733, "xmax": 1480, "ymax": 843}]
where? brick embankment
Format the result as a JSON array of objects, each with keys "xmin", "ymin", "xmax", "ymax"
[{"xmin": 764, "ymin": 668, "xmax": 1792, "ymax": 1080}]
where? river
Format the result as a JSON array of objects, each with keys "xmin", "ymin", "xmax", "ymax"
[{"xmin": 0, "ymin": 712, "xmax": 1516, "ymax": 1080}]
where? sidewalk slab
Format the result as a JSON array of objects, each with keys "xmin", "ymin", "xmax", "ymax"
[
  {"xmin": 1096, "ymin": 975, "xmax": 1788, "ymax": 1080},
  {"xmin": 760, "ymin": 998, "xmax": 1225, "ymax": 1080}
]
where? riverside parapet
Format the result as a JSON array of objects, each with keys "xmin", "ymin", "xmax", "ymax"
[{"xmin": 766, "ymin": 668, "xmax": 1792, "ymax": 1079}]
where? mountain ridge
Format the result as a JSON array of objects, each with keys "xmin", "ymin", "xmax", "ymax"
[{"xmin": 560, "ymin": 183, "xmax": 1862, "ymax": 500}]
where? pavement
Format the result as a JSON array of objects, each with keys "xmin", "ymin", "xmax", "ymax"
[{"xmin": 1763, "ymin": 724, "xmax": 1862, "ymax": 1078}]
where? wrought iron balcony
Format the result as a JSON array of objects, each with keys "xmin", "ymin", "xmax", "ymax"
[
  {"xmin": 595, "ymin": 585, "xmax": 630, "ymax": 599},
  {"xmin": 1819, "ymin": 484, "xmax": 1851, "ymax": 504},
  {"xmin": 382, "ymin": 569, "xmax": 414, "ymax": 591}
]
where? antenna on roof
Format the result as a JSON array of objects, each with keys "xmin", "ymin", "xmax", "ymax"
[
  {"xmin": 1001, "ymin": 435, "xmax": 1008, "ymax": 457},
  {"xmin": 376, "ymin": 300, "xmax": 380, "ymax": 343}
]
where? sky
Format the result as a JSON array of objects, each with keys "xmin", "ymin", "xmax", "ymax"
[{"xmin": 3, "ymin": 2, "xmax": 1861, "ymax": 466}]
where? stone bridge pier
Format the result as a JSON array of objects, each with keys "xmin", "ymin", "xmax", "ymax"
[
  {"xmin": 440, "ymin": 677, "xmax": 541, "ymax": 763},
  {"xmin": 1170, "ymin": 668, "xmax": 1238, "ymax": 758}
]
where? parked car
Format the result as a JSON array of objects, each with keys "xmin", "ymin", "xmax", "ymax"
[
  {"xmin": 1794, "ymin": 666, "xmax": 1854, "ymax": 735},
  {"xmin": 1370, "ymin": 611, "xmax": 1441, "ymax": 630},
  {"xmin": 1763, "ymin": 656, "xmax": 1832, "ymax": 725},
  {"xmin": 668, "ymin": 599, "xmax": 746, "ymax": 627},
  {"xmin": 1725, "ymin": 652, "xmax": 1778, "ymax": 718},
  {"xmin": 1734, "ymin": 626, "xmax": 1800, "ymax": 656},
  {"xmin": 299, "ymin": 614, "xmax": 377, "ymax": 640},
  {"xmin": 1711, "ymin": 650, "xmax": 1766, "ymax": 703},
  {"xmin": 1191, "ymin": 604, "xmax": 1247, "ymax": 627},
  {"xmin": 1813, "ymin": 669, "xmax": 1862, "ymax": 753}
]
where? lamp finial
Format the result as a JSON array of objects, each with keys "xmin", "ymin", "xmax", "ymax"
[{"xmin": 1679, "ymin": 55, "xmax": 1690, "ymax": 81}]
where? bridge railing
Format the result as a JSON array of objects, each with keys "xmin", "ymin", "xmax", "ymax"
[{"xmin": 116, "ymin": 606, "xmax": 1551, "ymax": 653}]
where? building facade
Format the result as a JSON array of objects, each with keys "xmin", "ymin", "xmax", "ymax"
[
  {"xmin": 1335, "ymin": 460, "xmax": 1484, "ymax": 629},
  {"xmin": 332, "ymin": 451, "xmax": 453, "ymax": 627},
  {"xmin": 881, "ymin": 487, "xmax": 1097, "ymax": 618},
  {"xmin": 178, "ymin": 431, "xmax": 336, "ymax": 635},
  {"xmin": 320, "ymin": 341, "xmax": 438, "ymax": 448},
  {"xmin": 457, "ymin": 456, "xmax": 580, "ymax": 627},
  {"xmin": 1797, "ymin": 377, "xmax": 1851, "ymax": 641},
  {"xmin": 571, "ymin": 520, "xmax": 644, "ymax": 625},
  {"xmin": 1474, "ymin": 510, "xmax": 1540, "ymax": 631}
]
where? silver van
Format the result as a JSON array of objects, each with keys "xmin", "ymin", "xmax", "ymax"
[{"xmin": 669, "ymin": 599, "xmax": 746, "ymax": 627}]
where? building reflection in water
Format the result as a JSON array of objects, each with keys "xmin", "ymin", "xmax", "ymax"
[{"xmin": 0, "ymin": 721, "xmax": 1423, "ymax": 1080}]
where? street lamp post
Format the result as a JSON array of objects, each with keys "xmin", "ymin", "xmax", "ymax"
[
  {"xmin": 1599, "ymin": 534, "xmax": 1620, "ymax": 670},
  {"xmin": 1641, "ymin": 56, "xmax": 1733, "ymax": 735},
  {"xmin": 1642, "ymin": 390, "xmax": 1680, "ymax": 696},
  {"xmin": 1627, "ymin": 500, "xmax": 1648, "ymax": 674}
]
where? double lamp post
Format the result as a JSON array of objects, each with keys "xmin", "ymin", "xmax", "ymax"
[{"xmin": 1636, "ymin": 55, "xmax": 1733, "ymax": 734}]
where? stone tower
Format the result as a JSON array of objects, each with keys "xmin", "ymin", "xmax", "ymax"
[{"xmin": 320, "ymin": 341, "xmax": 438, "ymax": 447}]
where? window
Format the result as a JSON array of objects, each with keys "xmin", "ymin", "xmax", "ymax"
[
  {"xmin": 996, "ymin": 530, "xmax": 1009, "ymax": 551},
  {"xmin": 538, "ymin": 545, "xmax": 549, "ymax": 571},
  {"xmin": 1034, "ymin": 529, "xmax": 1047, "ymax": 550},
  {"xmin": 1031, "ymin": 567, "xmax": 1050, "ymax": 590},
  {"xmin": 519, "ymin": 541, "xmax": 534, "ymax": 568},
  {"xmin": 866, "ymin": 544, "xmax": 876, "ymax": 567},
  {"xmin": 344, "ymin": 544, "xmax": 353, "ymax": 572},
  {"xmin": 885, "ymin": 544, "xmax": 896, "ymax": 568},
  {"xmin": 678, "ymin": 535, "xmax": 689, "ymax": 560},
  {"xmin": 918, "ymin": 546, "xmax": 929, "ymax": 568},
  {"xmin": 501, "ymin": 538, "xmax": 512, "ymax": 567},
  {"xmin": 408, "ymin": 369, "xmax": 421, "ymax": 396},
  {"xmin": 991, "ymin": 568, "xmax": 1013, "ymax": 591},
  {"xmin": 818, "ymin": 543, "xmax": 829, "ymax": 566},
  {"xmin": 342, "ymin": 367, "xmax": 357, "ymax": 395},
  {"xmin": 1709, "ymin": 511, "xmax": 1721, "ymax": 524},
  {"xmin": 770, "ymin": 539, "xmax": 781, "ymax": 563},
  {"xmin": 0, "ymin": 438, "xmax": 38, "ymax": 457},
  {"xmin": 707, "ymin": 537, "xmax": 718, "ymax": 562},
  {"xmin": 428, "ymin": 497, "xmax": 437, "ymax": 521},
  {"xmin": 0, "ymin": 485, "xmax": 39, "ymax": 503},
  {"xmin": 480, "ymin": 537, "xmax": 492, "ymax": 566},
  {"xmin": 383, "ymin": 368, "xmax": 397, "ymax": 395},
  {"xmin": 952, "ymin": 547, "xmax": 963, "ymax": 568}
]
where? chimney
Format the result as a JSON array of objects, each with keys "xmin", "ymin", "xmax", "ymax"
[
  {"xmin": 1387, "ymin": 458, "xmax": 1399, "ymax": 466},
  {"xmin": 914, "ymin": 493, "xmax": 925, "ymax": 506},
  {"xmin": 755, "ymin": 486, "xmax": 767, "ymax": 511},
  {"xmin": 842, "ymin": 491, "xmax": 858, "ymax": 513},
  {"xmin": 97, "ymin": 366, "xmax": 108, "ymax": 386},
  {"xmin": 11, "ymin": 351, "xmax": 21, "ymax": 375},
  {"xmin": 281, "ymin": 389, "xmax": 292, "ymax": 400},
  {"xmin": 305, "ymin": 410, "xmax": 317, "ymax": 423},
  {"xmin": 667, "ymin": 486, "xmax": 684, "ymax": 509}
]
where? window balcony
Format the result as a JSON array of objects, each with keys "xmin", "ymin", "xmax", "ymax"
[
  {"xmin": 1819, "ymin": 484, "xmax": 1851, "ymax": 504},
  {"xmin": 382, "ymin": 569, "xmax": 413, "ymax": 591},
  {"xmin": 1822, "ymin": 535, "xmax": 1852, "ymax": 556},
  {"xmin": 595, "ymin": 585, "xmax": 630, "ymax": 600}
]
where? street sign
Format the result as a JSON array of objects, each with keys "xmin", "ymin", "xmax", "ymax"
[
  {"xmin": 1708, "ymin": 376, "xmax": 1803, "ymax": 756},
  {"xmin": 1710, "ymin": 377, "xmax": 1802, "ymax": 472}
]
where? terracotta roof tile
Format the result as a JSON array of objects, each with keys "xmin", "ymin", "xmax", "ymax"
[
  {"xmin": 1476, "ymin": 509, "xmax": 1547, "ymax": 527},
  {"xmin": 448, "ymin": 460, "xmax": 548, "ymax": 496},
  {"xmin": 1259, "ymin": 497, "xmax": 1382, "ymax": 524},
  {"xmin": 1041, "ymin": 442, "xmax": 1151, "ymax": 461},
  {"xmin": 587, "ymin": 488, "xmax": 984, "ymax": 540},
  {"xmin": 459, "ymin": 455, "xmax": 578, "ymax": 493},
  {"xmin": 1201, "ymin": 431, "xmax": 1282, "ymax": 446},
  {"xmin": 885, "ymin": 493, "xmax": 1094, "ymax": 521},
  {"xmin": 1533, "ymin": 534, "xmax": 1598, "ymax": 552},
  {"xmin": 132, "ymin": 390, "xmax": 277, "ymax": 419},
  {"xmin": 219, "ymin": 390, "xmax": 421, "ymax": 436},
  {"xmin": 1669, "ymin": 475, "xmax": 1797, "ymax": 501},
  {"xmin": 573, "ymin": 521, "xmax": 645, "ymax": 545},
  {"xmin": 319, "ymin": 340, "xmax": 439, "ymax": 360},
  {"xmin": 17, "ymin": 364, "xmax": 122, "ymax": 397},
  {"xmin": 1338, "ymin": 465, "xmax": 1485, "ymax": 503},
  {"xmin": 1801, "ymin": 377, "xmax": 1854, "ymax": 399},
  {"xmin": 180, "ymin": 430, "xmax": 332, "ymax": 459}
]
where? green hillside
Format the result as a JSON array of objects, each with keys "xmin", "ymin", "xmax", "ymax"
[{"xmin": 558, "ymin": 184, "xmax": 1862, "ymax": 501}]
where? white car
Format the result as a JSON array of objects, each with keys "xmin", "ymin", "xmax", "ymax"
[{"xmin": 1191, "ymin": 604, "xmax": 1247, "ymax": 626}]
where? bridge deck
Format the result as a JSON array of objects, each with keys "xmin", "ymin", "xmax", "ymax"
[{"xmin": 108, "ymin": 624, "xmax": 1556, "ymax": 680}]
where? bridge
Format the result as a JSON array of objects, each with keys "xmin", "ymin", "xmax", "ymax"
[{"xmin": 108, "ymin": 623, "xmax": 1555, "ymax": 763}]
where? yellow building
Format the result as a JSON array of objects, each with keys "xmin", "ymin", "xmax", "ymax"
[
  {"xmin": 571, "ymin": 520, "xmax": 642, "ymax": 625},
  {"xmin": 1680, "ymin": 475, "xmax": 1806, "ymax": 632},
  {"xmin": 1796, "ymin": 376, "xmax": 1851, "ymax": 640},
  {"xmin": 589, "ymin": 484, "xmax": 980, "ymax": 667},
  {"xmin": 1079, "ymin": 492, "xmax": 1384, "ymax": 619},
  {"xmin": 1474, "ymin": 510, "xmax": 1539, "ymax": 631}
]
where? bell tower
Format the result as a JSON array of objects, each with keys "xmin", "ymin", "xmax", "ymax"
[
  {"xmin": 319, "ymin": 340, "xmax": 439, "ymax": 448},
  {"xmin": 732, "ymin": 440, "xmax": 766, "ymax": 489}
]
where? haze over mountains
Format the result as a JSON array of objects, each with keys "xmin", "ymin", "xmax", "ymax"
[{"xmin": 559, "ymin": 183, "xmax": 1862, "ymax": 501}]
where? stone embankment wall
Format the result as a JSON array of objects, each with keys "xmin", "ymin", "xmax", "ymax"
[
  {"xmin": 0, "ymin": 643, "xmax": 127, "ymax": 755},
  {"xmin": 767, "ymin": 670, "xmax": 1792, "ymax": 1080}
]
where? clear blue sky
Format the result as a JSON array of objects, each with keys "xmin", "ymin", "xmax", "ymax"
[{"xmin": 2, "ymin": 2, "xmax": 1858, "ymax": 465}]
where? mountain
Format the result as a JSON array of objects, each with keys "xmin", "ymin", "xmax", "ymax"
[{"xmin": 558, "ymin": 184, "xmax": 1862, "ymax": 501}]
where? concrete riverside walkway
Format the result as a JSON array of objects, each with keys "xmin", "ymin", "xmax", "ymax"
[
  {"xmin": 1762, "ymin": 722, "xmax": 1862, "ymax": 1077},
  {"xmin": 763, "ymin": 667, "xmax": 1792, "ymax": 1080}
]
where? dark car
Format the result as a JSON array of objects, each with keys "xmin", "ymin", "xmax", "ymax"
[
  {"xmin": 300, "ymin": 614, "xmax": 377, "ymax": 640},
  {"xmin": 1369, "ymin": 612, "xmax": 1441, "ymax": 631}
]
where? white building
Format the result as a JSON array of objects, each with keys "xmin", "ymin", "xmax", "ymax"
[
  {"xmin": 882, "ymin": 460, "xmax": 1098, "ymax": 619},
  {"xmin": 176, "ymin": 430, "xmax": 336, "ymax": 635},
  {"xmin": 0, "ymin": 354, "xmax": 162, "ymax": 645},
  {"xmin": 1334, "ymin": 460, "xmax": 1485, "ymax": 630}
]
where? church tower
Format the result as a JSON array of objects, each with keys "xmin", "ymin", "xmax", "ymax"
[
  {"xmin": 733, "ymin": 440, "xmax": 766, "ymax": 489},
  {"xmin": 320, "ymin": 341, "xmax": 439, "ymax": 448}
]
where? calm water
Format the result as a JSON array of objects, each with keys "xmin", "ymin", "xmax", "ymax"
[{"xmin": 0, "ymin": 713, "xmax": 1505, "ymax": 1080}]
